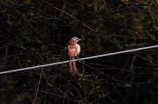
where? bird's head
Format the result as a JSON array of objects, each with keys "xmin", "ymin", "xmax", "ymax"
[{"xmin": 69, "ymin": 37, "xmax": 81, "ymax": 44}]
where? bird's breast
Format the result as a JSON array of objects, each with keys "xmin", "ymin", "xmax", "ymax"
[{"xmin": 68, "ymin": 44, "xmax": 81, "ymax": 57}]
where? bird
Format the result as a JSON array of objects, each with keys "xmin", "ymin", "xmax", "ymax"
[{"xmin": 67, "ymin": 37, "xmax": 81, "ymax": 75}]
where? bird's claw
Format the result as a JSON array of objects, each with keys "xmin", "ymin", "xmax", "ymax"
[{"xmin": 76, "ymin": 56, "xmax": 80, "ymax": 62}]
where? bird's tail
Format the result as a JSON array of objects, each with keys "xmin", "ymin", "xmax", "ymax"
[{"xmin": 69, "ymin": 57, "xmax": 77, "ymax": 76}]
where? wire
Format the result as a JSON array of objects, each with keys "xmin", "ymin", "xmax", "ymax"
[{"xmin": 0, "ymin": 45, "xmax": 158, "ymax": 75}]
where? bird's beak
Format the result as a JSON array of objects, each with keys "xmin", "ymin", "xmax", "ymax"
[{"xmin": 77, "ymin": 38, "xmax": 81, "ymax": 41}]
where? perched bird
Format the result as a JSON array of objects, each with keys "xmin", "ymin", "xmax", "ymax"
[{"xmin": 67, "ymin": 37, "xmax": 81, "ymax": 75}]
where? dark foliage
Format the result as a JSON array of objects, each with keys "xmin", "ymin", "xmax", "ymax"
[{"xmin": 0, "ymin": 0, "xmax": 158, "ymax": 104}]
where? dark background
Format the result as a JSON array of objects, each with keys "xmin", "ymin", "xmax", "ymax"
[{"xmin": 0, "ymin": 0, "xmax": 158, "ymax": 104}]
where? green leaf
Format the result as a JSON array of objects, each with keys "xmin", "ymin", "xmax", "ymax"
[
  {"xmin": 24, "ymin": 0, "xmax": 31, "ymax": 4},
  {"xmin": 124, "ymin": 84, "xmax": 132, "ymax": 88},
  {"xmin": 7, "ymin": 20, "xmax": 12, "ymax": 25},
  {"xmin": 27, "ymin": 60, "xmax": 32, "ymax": 63},
  {"xmin": 20, "ymin": 45, "xmax": 26, "ymax": 49},
  {"xmin": 155, "ymin": 27, "xmax": 158, "ymax": 30},
  {"xmin": 78, "ymin": 83, "xmax": 82, "ymax": 90},
  {"xmin": 48, "ymin": 83, "xmax": 52, "ymax": 87},
  {"xmin": 69, "ymin": 91, "xmax": 74, "ymax": 97}
]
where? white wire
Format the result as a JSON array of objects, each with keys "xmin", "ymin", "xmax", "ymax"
[{"xmin": 1, "ymin": 45, "xmax": 158, "ymax": 75}]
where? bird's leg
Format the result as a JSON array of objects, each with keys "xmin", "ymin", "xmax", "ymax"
[{"xmin": 69, "ymin": 58, "xmax": 71, "ymax": 62}]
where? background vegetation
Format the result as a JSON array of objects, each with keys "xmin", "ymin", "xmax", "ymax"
[{"xmin": 0, "ymin": 0, "xmax": 158, "ymax": 104}]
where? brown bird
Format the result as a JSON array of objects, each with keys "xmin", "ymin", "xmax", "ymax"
[{"xmin": 67, "ymin": 37, "xmax": 81, "ymax": 75}]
